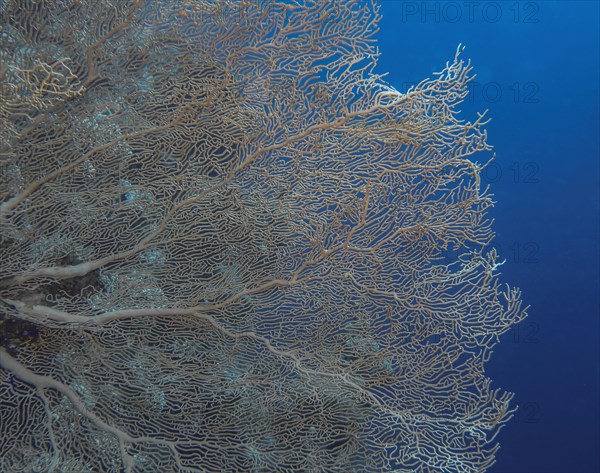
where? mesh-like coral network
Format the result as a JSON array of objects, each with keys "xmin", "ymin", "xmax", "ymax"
[{"xmin": 0, "ymin": 1, "xmax": 526, "ymax": 471}]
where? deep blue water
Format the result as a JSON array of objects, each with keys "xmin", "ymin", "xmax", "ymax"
[{"xmin": 376, "ymin": 1, "xmax": 599, "ymax": 472}]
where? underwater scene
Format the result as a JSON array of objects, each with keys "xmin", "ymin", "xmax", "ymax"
[{"xmin": 1, "ymin": 1, "xmax": 598, "ymax": 472}]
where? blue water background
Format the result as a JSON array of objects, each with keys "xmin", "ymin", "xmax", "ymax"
[{"xmin": 376, "ymin": 1, "xmax": 600, "ymax": 472}]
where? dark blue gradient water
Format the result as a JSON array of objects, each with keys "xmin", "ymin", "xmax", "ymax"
[{"xmin": 376, "ymin": 2, "xmax": 600, "ymax": 472}]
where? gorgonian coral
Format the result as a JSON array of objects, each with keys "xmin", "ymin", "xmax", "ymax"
[{"xmin": 0, "ymin": 1, "xmax": 526, "ymax": 471}]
